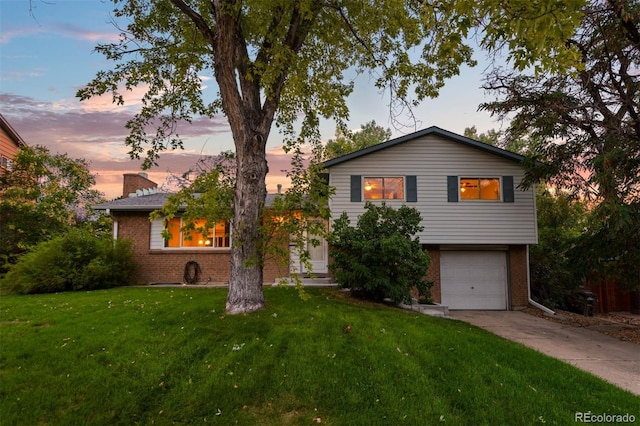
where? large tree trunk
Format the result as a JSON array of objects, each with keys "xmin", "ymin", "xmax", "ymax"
[
  {"xmin": 226, "ymin": 129, "xmax": 269, "ymax": 314},
  {"xmin": 208, "ymin": 0, "xmax": 316, "ymax": 314}
]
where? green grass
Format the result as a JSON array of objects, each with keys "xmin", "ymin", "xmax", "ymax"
[{"xmin": 1, "ymin": 287, "xmax": 638, "ymax": 425}]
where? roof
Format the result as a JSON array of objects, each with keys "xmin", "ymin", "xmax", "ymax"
[
  {"xmin": 94, "ymin": 192, "xmax": 281, "ymax": 212},
  {"xmin": 322, "ymin": 126, "xmax": 525, "ymax": 168},
  {"xmin": 0, "ymin": 114, "xmax": 27, "ymax": 148},
  {"xmin": 94, "ymin": 193, "xmax": 170, "ymax": 211}
]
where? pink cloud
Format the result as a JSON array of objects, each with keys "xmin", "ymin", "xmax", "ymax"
[
  {"xmin": 55, "ymin": 24, "xmax": 121, "ymax": 43},
  {"xmin": 1, "ymin": 94, "xmax": 316, "ymax": 200},
  {"xmin": 0, "ymin": 26, "xmax": 44, "ymax": 44}
]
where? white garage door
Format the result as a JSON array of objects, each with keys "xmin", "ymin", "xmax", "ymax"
[{"xmin": 440, "ymin": 251, "xmax": 507, "ymax": 310}]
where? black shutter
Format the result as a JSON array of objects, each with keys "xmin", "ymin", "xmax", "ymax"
[
  {"xmin": 406, "ymin": 176, "xmax": 417, "ymax": 202},
  {"xmin": 350, "ymin": 175, "xmax": 362, "ymax": 202},
  {"xmin": 503, "ymin": 176, "xmax": 514, "ymax": 202},
  {"xmin": 447, "ymin": 176, "xmax": 458, "ymax": 202}
]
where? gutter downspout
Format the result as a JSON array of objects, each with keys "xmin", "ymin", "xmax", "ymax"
[{"xmin": 526, "ymin": 245, "xmax": 555, "ymax": 315}]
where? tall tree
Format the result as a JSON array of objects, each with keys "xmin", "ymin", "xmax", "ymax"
[
  {"xmin": 324, "ymin": 120, "xmax": 392, "ymax": 159},
  {"xmin": 481, "ymin": 0, "xmax": 640, "ymax": 289},
  {"xmin": 0, "ymin": 146, "xmax": 105, "ymax": 271},
  {"xmin": 78, "ymin": 0, "xmax": 585, "ymax": 314},
  {"xmin": 463, "ymin": 126, "xmax": 532, "ymax": 154},
  {"xmin": 463, "ymin": 126, "xmax": 502, "ymax": 146}
]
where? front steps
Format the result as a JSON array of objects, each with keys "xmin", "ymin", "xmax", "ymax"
[{"xmin": 273, "ymin": 274, "xmax": 337, "ymax": 287}]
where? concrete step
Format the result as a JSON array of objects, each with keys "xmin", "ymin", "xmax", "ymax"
[
  {"xmin": 273, "ymin": 275, "xmax": 337, "ymax": 287},
  {"xmin": 399, "ymin": 302, "xmax": 450, "ymax": 317}
]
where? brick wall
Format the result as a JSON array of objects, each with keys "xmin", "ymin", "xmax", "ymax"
[
  {"xmin": 424, "ymin": 245, "xmax": 441, "ymax": 303},
  {"xmin": 114, "ymin": 211, "xmax": 285, "ymax": 284},
  {"xmin": 508, "ymin": 245, "xmax": 529, "ymax": 308}
]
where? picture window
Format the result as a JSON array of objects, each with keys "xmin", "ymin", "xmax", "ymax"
[{"xmin": 164, "ymin": 218, "xmax": 230, "ymax": 248}]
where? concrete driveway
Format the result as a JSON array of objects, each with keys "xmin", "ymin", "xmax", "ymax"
[{"xmin": 449, "ymin": 310, "xmax": 640, "ymax": 396}]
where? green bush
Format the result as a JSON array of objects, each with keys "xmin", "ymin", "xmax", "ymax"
[
  {"xmin": 529, "ymin": 188, "xmax": 586, "ymax": 308},
  {"xmin": 328, "ymin": 202, "xmax": 431, "ymax": 304},
  {"xmin": 0, "ymin": 229, "xmax": 138, "ymax": 294}
]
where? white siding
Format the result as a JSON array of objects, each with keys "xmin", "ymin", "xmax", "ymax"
[
  {"xmin": 150, "ymin": 218, "xmax": 165, "ymax": 249},
  {"xmin": 328, "ymin": 135, "xmax": 538, "ymax": 244}
]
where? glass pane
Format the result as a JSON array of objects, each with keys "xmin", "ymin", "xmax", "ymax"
[
  {"xmin": 214, "ymin": 221, "xmax": 230, "ymax": 248},
  {"xmin": 363, "ymin": 178, "xmax": 383, "ymax": 200},
  {"xmin": 182, "ymin": 219, "xmax": 208, "ymax": 247},
  {"xmin": 480, "ymin": 179, "xmax": 500, "ymax": 200},
  {"xmin": 384, "ymin": 177, "xmax": 404, "ymax": 200},
  {"xmin": 307, "ymin": 237, "xmax": 325, "ymax": 261},
  {"xmin": 307, "ymin": 220, "xmax": 326, "ymax": 261},
  {"xmin": 460, "ymin": 178, "xmax": 479, "ymax": 200},
  {"xmin": 165, "ymin": 218, "xmax": 181, "ymax": 247}
]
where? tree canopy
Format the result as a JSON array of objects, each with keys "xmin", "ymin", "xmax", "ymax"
[
  {"xmin": 324, "ymin": 120, "xmax": 391, "ymax": 159},
  {"xmin": 0, "ymin": 146, "xmax": 106, "ymax": 271},
  {"xmin": 481, "ymin": 0, "xmax": 639, "ymax": 203},
  {"xmin": 481, "ymin": 0, "xmax": 640, "ymax": 290},
  {"xmin": 78, "ymin": 0, "xmax": 586, "ymax": 313}
]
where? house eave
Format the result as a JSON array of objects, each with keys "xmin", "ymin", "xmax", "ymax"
[
  {"xmin": 322, "ymin": 126, "xmax": 525, "ymax": 169},
  {"xmin": 0, "ymin": 113, "xmax": 27, "ymax": 148},
  {"xmin": 93, "ymin": 192, "xmax": 282, "ymax": 212},
  {"xmin": 93, "ymin": 205, "xmax": 165, "ymax": 212}
]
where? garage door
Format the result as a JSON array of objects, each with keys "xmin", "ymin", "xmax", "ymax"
[{"xmin": 440, "ymin": 251, "xmax": 507, "ymax": 310}]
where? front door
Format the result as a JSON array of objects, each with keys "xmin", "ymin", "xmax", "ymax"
[
  {"xmin": 289, "ymin": 222, "xmax": 328, "ymax": 275},
  {"xmin": 304, "ymin": 231, "xmax": 328, "ymax": 274}
]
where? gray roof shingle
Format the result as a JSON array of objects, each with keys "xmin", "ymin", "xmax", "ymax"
[{"xmin": 94, "ymin": 192, "xmax": 281, "ymax": 212}]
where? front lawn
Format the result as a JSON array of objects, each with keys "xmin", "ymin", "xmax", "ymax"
[{"xmin": 1, "ymin": 287, "xmax": 637, "ymax": 425}]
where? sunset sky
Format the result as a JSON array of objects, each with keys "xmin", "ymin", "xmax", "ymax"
[{"xmin": 1, "ymin": 0, "xmax": 502, "ymax": 200}]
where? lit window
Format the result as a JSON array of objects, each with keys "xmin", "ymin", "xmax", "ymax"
[
  {"xmin": 363, "ymin": 177, "xmax": 404, "ymax": 200},
  {"xmin": 164, "ymin": 217, "xmax": 230, "ymax": 248},
  {"xmin": 460, "ymin": 178, "xmax": 500, "ymax": 200}
]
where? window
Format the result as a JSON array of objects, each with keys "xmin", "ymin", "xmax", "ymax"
[
  {"xmin": 363, "ymin": 177, "xmax": 404, "ymax": 200},
  {"xmin": 1, "ymin": 156, "xmax": 8, "ymax": 169},
  {"xmin": 164, "ymin": 218, "xmax": 230, "ymax": 248},
  {"xmin": 460, "ymin": 178, "xmax": 500, "ymax": 200}
]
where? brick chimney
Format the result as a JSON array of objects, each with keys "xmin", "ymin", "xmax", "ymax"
[{"xmin": 122, "ymin": 173, "xmax": 158, "ymax": 198}]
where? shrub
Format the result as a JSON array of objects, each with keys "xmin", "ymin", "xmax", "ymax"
[
  {"xmin": 0, "ymin": 229, "xmax": 138, "ymax": 294},
  {"xmin": 529, "ymin": 188, "xmax": 586, "ymax": 308},
  {"xmin": 328, "ymin": 202, "xmax": 431, "ymax": 304}
]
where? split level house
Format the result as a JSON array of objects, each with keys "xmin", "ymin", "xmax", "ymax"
[{"xmin": 94, "ymin": 127, "xmax": 538, "ymax": 310}]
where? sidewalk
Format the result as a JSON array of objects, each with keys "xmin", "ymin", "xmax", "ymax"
[{"xmin": 449, "ymin": 310, "xmax": 640, "ymax": 396}]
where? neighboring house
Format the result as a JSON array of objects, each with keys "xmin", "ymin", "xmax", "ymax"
[
  {"xmin": 0, "ymin": 114, "xmax": 27, "ymax": 173},
  {"xmin": 323, "ymin": 126, "xmax": 538, "ymax": 310},
  {"xmin": 96, "ymin": 127, "xmax": 538, "ymax": 310}
]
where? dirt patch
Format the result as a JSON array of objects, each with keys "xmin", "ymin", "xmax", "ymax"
[{"xmin": 524, "ymin": 307, "xmax": 640, "ymax": 345}]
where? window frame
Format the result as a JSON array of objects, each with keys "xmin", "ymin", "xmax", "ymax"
[
  {"xmin": 163, "ymin": 217, "xmax": 231, "ymax": 249},
  {"xmin": 459, "ymin": 177, "xmax": 502, "ymax": 201},
  {"xmin": 362, "ymin": 176, "xmax": 405, "ymax": 201}
]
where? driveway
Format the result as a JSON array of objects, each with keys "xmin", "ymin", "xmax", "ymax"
[{"xmin": 449, "ymin": 310, "xmax": 640, "ymax": 396}]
